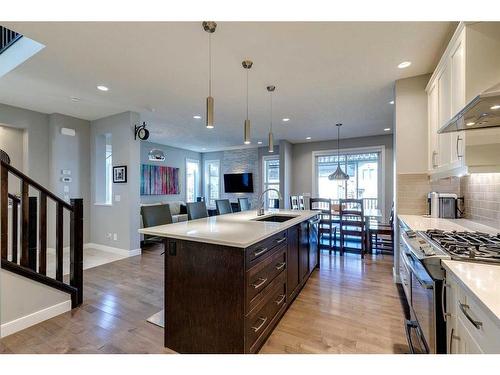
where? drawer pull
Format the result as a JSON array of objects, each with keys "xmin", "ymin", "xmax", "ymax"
[
  {"xmin": 449, "ymin": 328, "xmax": 460, "ymax": 353},
  {"xmin": 251, "ymin": 277, "xmax": 268, "ymax": 289},
  {"xmin": 251, "ymin": 317, "xmax": 268, "ymax": 333},
  {"xmin": 275, "ymin": 262, "xmax": 286, "ymax": 271},
  {"xmin": 274, "ymin": 294, "xmax": 286, "ymax": 306},
  {"xmin": 459, "ymin": 302, "xmax": 483, "ymax": 329},
  {"xmin": 253, "ymin": 247, "xmax": 269, "ymax": 257},
  {"xmin": 275, "ymin": 237, "xmax": 286, "ymax": 244}
]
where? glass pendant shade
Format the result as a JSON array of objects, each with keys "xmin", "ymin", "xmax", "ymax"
[{"xmin": 328, "ymin": 123, "xmax": 349, "ymax": 181}]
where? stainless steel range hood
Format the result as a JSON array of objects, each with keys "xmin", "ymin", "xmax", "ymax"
[{"xmin": 438, "ymin": 82, "xmax": 500, "ymax": 134}]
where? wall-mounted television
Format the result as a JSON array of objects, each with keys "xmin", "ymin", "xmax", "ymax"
[{"xmin": 224, "ymin": 173, "xmax": 254, "ymax": 193}]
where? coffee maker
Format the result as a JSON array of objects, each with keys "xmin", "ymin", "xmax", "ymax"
[{"xmin": 427, "ymin": 192, "xmax": 464, "ymax": 219}]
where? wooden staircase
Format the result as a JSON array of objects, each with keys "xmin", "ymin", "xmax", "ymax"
[{"xmin": 0, "ymin": 160, "xmax": 83, "ymax": 308}]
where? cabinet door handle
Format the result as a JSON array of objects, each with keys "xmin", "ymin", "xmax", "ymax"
[
  {"xmin": 456, "ymin": 135, "xmax": 463, "ymax": 159},
  {"xmin": 275, "ymin": 262, "xmax": 286, "ymax": 271},
  {"xmin": 441, "ymin": 282, "xmax": 451, "ymax": 322},
  {"xmin": 459, "ymin": 302, "xmax": 483, "ymax": 329},
  {"xmin": 251, "ymin": 316, "xmax": 268, "ymax": 332},
  {"xmin": 251, "ymin": 277, "xmax": 268, "ymax": 289},
  {"xmin": 449, "ymin": 328, "xmax": 460, "ymax": 353},
  {"xmin": 274, "ymin": 294, "xmax": 286, "ymax": 306},
  {"xmin": 253, "ymin": 247, "xmax": 268, "ymax": 257},
  {"xmin": 275, "ymin": 237, "xmax": 286, "ymax": 244}
]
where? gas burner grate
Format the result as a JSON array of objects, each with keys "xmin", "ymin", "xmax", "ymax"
[{"xmin": 424, "ymin": 229, "xmax": 500, "ymax": 262}]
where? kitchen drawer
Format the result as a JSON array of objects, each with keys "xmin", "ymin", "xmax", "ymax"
[
  {"xmin": 246, "ymin": 245, "xmax": 286, "ymax": 312},
  {"xmin": 245, "ymin": 272, "xmax": 287, "ymax": 353},
  {"xmin": 456, "ymin": 291, "xmax": 500, "ymax": 353},
  {"xmin": 246, "ymin": 230, "xmax": 287, "ymax": 267}
]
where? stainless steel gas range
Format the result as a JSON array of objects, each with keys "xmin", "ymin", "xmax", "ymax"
[{"xmin": 398, "ymin": 223, "xmax": 500, "ymax": 354}]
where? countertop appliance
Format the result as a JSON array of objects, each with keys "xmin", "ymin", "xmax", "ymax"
[
  {"xmin": 399, "ymin": 223, "xmax": 500, "ymax": 354},
  {"xmin": 427, "ymin": 193, "xmax": 464, "ymax": 219},
  {"xmin": 439, "ymin": 82, "xmax": 500, "ymax": 133}
]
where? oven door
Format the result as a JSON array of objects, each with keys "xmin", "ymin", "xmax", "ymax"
[{"xmin": 409, "ymin": 257, "xmax": 436, "ymax": 353}]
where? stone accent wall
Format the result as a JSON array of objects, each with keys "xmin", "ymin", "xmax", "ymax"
[
  {"xmin": 397, "ymin": 174, "xmax": 460, "ymax": 215},
  {"xmin": 460, "ymin": 173, "xmax": 500, "ymax": 229},
  {"xmin": 221, "ymin": 148, "xmax": 260, "ymax": 209}
]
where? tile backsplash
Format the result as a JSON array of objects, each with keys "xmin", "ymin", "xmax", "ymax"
[
  {"xmin": 397, "ymin": 174, "xmax": 460, "ymax": 215},
  {"xmin": 397, "ymin": 172, "xmax": 500, "ymax": 230},
  {"xmin": 460, "ymin": 173, "xmax": 500, "ymax": 229}
]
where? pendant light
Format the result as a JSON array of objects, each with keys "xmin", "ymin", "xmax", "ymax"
[
  {"xmin": 328, "ymin": 123, "xmax": 350, "ymax": 181},
  {"xmin": 242, "ymin": 60, "xmax": 253, "ymax": 144},
  {"xmin": 267, "ymin": 85, "xmax": 275, "ymax": 153},
  {"xmin": 202, "ymin": 21, "xmax": 217, "ymax": 129}
]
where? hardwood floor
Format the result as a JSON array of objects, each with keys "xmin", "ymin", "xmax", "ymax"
[{"xmin": 0, "ymin": 244, "xmax": 408, "ymax": 354}]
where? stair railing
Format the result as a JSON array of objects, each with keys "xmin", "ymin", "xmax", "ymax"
[{"xmin": 0, "ymin": 160, "xmax": 83, "ymax": 308}]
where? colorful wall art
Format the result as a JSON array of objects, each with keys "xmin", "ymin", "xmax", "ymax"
[{"xmin": 140, "ymin": 164, "xmax": 180, "ymax": 195}]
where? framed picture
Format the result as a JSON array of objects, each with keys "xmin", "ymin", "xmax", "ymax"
[{"xmin": 113, "ymin": 165, "xmax": 127, "ymax": 183}]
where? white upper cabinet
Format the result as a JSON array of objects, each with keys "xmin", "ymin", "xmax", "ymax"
[{"xmin": 426, "ymin": 22, "xmax": 500, "ymax": 180}]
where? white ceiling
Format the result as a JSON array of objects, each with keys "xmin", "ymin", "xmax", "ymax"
[{"xmin": 0, "ymin": 22, "xmax": 454, "ymax": 152}]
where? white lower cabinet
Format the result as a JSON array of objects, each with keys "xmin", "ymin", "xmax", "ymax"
[{"xmin": 445, "ymin": 273, "xmax": 500, "ymax": 353}]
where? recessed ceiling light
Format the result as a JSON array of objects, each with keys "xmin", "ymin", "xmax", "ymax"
[
  {"xmin": 193, "ymin": 115, "xmax": 202, "ymax": 119},
  {"xmin": 97, "ymin": 85, "xmax": 109, "ymax": 91},
  {"xmin": 244, "ymin": 141, "xmax": 251, "ymax": 145},
  {"xmin": 490, "ymin": 105, "xmax": 500, "ymax": 110},
  {"xmin": 389, "ymin": 100, "xmax": 394, "ymax": 105},
  {"xmin": 201, "ymin": 147, "xmax": 206, "ymax": 150},
  {"xmin": 384, "ymin": 128, "xmax": 391, "ymax": 132},
  {"xmin": 282, "ymin": 118, "xmax": 290, "ymax": 122},
  {"xmin": 466, "ymin": 122, "xmax": 475, "ymax": 127},
  {"xmin": 398, "ymin": 61, "xmax": 412, "ymax": 69},
  {"xmin": 306, "ymin": 136, "xmax": 311, "ymax": 140},
  {"xmin": 70, "ymin": 96, "xmax": 80, "ymax": 102},
  {"xmin": 257, "ymin": 141, "xmax": 263, "ymax": 145}
]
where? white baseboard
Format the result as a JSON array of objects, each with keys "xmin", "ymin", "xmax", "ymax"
[
  {"xmin": 0, "ymin": 300, "xmax": 71, "ymax": 338},
  {"xmin": 85, "ymin": 243, "xmax": 141, "ymax": 257},
  {"xmin": 47, "ymin": 243, "xmax": 141, "ymax": 257}
]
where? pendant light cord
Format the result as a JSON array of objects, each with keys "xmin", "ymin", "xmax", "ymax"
[{"xmin": 337, "ymin": 125, "xmax": 341, "ymax": 167}]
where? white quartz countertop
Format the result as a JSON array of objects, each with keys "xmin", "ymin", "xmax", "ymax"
[
  {"xmin": 398, "ymin": 214, "xmax": 500, "ymax": 235},
  {"xmin": 139, "ymin": 209, "xmax": 319, "ymax": 248},
  {"xmin": 442, "ymin": 260, "xmax": 500, "ymax": 328}
]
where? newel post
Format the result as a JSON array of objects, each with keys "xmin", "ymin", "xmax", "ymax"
[{"xmin": 70, "ymin": 198, "xmax": 84, "ymax": 307}]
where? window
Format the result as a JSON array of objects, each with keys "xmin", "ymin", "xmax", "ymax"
[
  {"xmin": 95, "ymin": 133, "xmax": 112, "ymax": 204},
  {"xmin": 204, "ymin": 159, "xmax": 220, "ymax": 206},
  {"xmin": 263, "ymin": 156, "xmax": 280, "ymax": 208},
  {"xmin": 186, "ymin": 159, "xmax": 200, "ymax": 203},
  {"xmin": 314, "ymin": 149, "xmax": 382, "ymax": 209}
]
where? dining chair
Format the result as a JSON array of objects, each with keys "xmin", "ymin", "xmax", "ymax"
[
  {"xmin": 215, "ymin": 199, "xmax": 233, "ymax": 215},
  {"xmin": 310, "ymin": 198, "xmax": 335, "ymax": 253},
  {"xmin": 368, "ymin": 204, "xmax": 394, "ymax": 254},
  {"xmin": 339, "ymin": 198, "xmax": 366, "ymax": 258},
  {"xmin": 298, "ymin": 196, "xmax": 305, "ymax": 210},
  {"xmin": 290, "ymin": 195, "xmax": 299, "ymax": 210},
  {"xmin": 238, "ymin": 197, "xmax": 250, "ymax": 211},
  {"xmin": 140, "ymin": 204, "xmax": 173, "ymax": 250},
  {"xmin": 187, "ymin": 201, "xmax": 209, "ymax": 220}
]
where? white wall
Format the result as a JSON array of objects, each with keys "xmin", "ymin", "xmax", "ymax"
[
  {"xmin": 90, "ymin": 111, "xmax": 141, "ymax": 253},
  {"xmin": 394, "ymin": 74, "xmax": 430, "ymax": 174},
  {"xmin": 0, "ymin": 269, "xmax": 71, "ymax": 337}
]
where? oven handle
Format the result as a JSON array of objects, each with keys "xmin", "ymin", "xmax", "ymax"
[
  {"xmin": 405, "ymin": 320, "xmax": 429, "ymax": 354},
  {"xmin": 441, "ymin": 282, "xmax": 451, "ymax": 322},
  {"xmin": 400, "ymin": 248, "xmax": 434, "ymax": 290}
]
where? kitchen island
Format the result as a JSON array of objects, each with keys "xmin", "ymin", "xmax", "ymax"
[{"xmin": 139, "ymin": 209, "xmax": 320, "ymax": 353}]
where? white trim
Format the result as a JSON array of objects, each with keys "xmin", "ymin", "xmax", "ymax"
[
  {"xmin": 84, "ymin": 243, "xmax": 141, "ymax": 257},
  {"xmin": 0, "ymin": 300, "xmax": 71, "ymax": 338},
  {"xmin": 311, "ymin": 145, "xmax": 386, "ymax": 220},
  {"xmin": 185, "ymin": 158, "xmax": 201, "ymax": 202},
  {"xmin": 203, "ymin": 158, "xmax": 221, "ymax": 206}
]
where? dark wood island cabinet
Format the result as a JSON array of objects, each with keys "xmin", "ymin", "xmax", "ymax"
[{"xmin": 140, "ymin": 210, "xmax": 319, "ymax": 353}]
